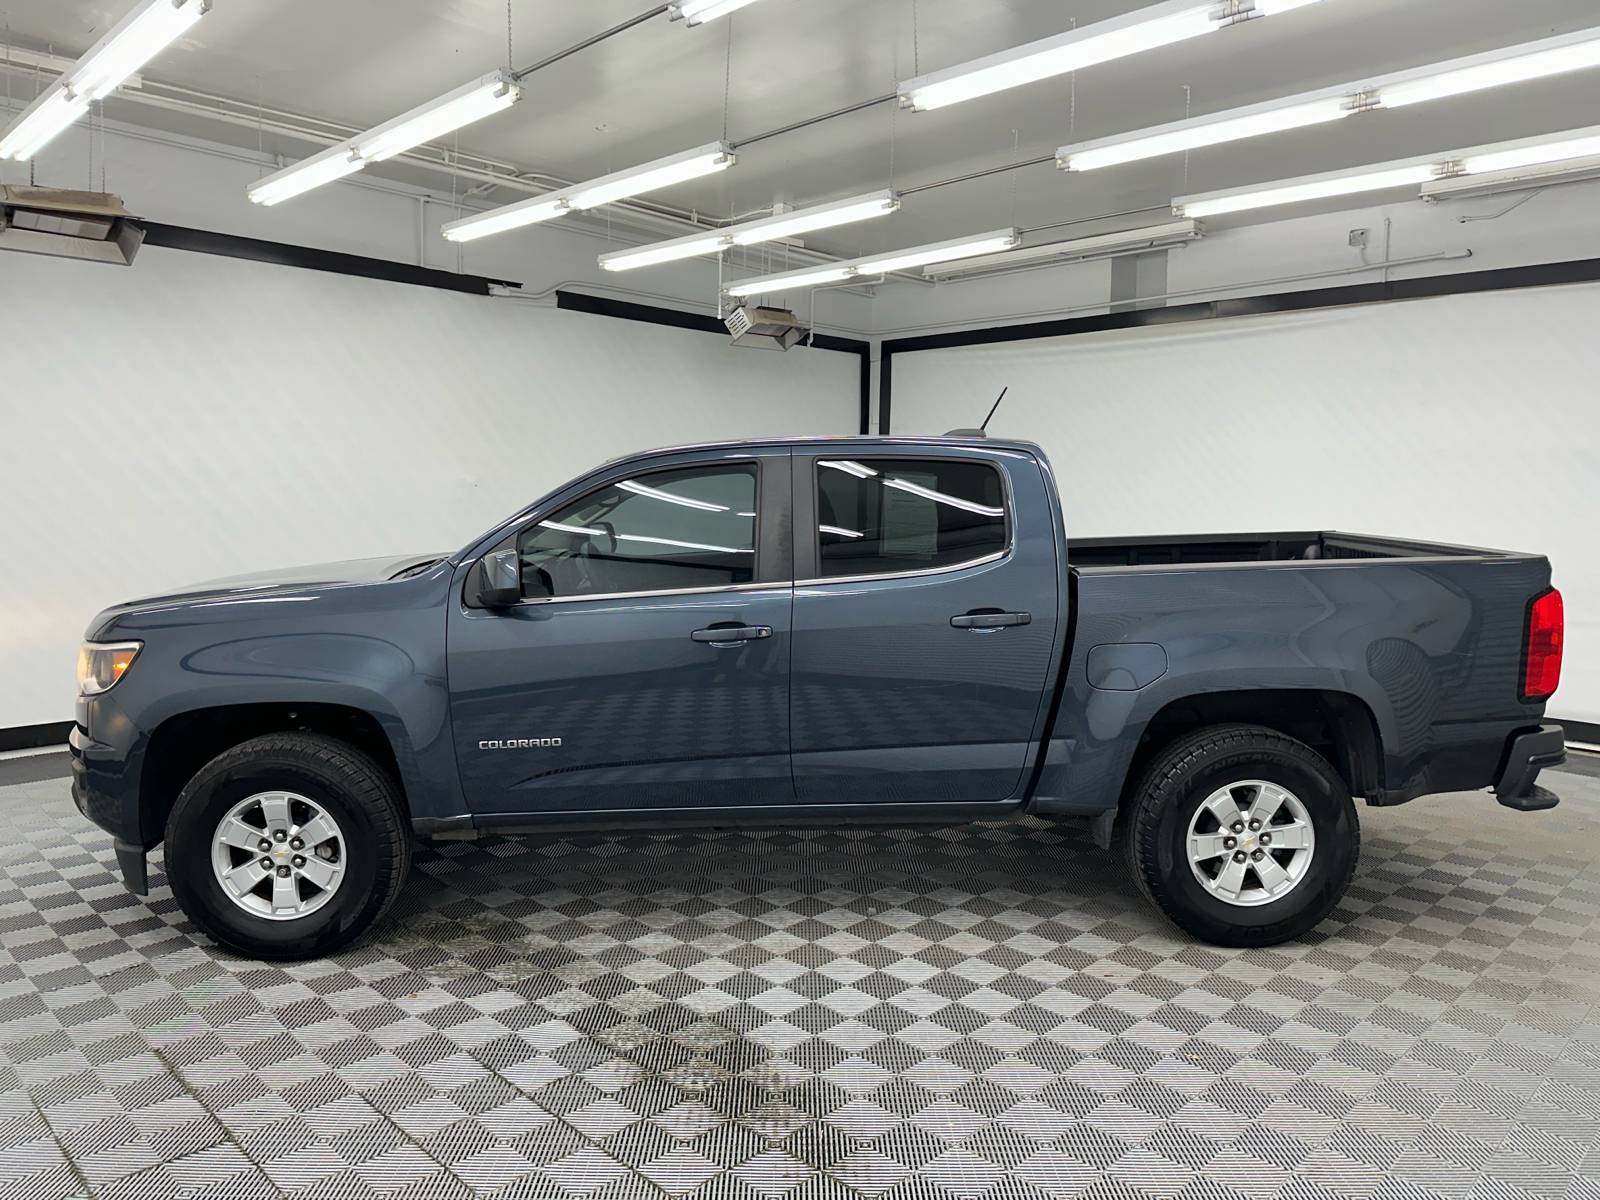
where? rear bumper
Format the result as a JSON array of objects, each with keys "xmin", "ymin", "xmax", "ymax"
[{"xmin": 1493, "ymin": 722, "xmax": 1565, "ymax": 810}]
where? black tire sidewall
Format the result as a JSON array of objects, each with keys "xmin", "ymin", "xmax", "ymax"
[
  {"xmin": 167, "ymin": 752, "xmax": 388, "ymax": 958},
  {"xmin": 1144, "ymin": 742, "xmax": 1357, "ymax": 944}
]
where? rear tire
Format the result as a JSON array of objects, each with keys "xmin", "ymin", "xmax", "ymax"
[
  {"xmin": 1125, "ymin": 723, "xmax": 1358, "ymax": 947},
  {"xmin": 164, "ymin": 733, "xmax": 410, "ymax": 960}
]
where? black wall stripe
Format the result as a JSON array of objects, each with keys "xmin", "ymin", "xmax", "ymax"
[
  {"xmin": 0, "ymin": 722, "xmax": 74, "ymax": 753},
  {"xmin": 141, "ymin": 222, "xmax": 517, "ymax": 295},
  {"xmin": 877, "ymin": 254, "xmax": 1600, "ymax": 432},
  {"xmin": 556, "ymin": 290, "xmax": 874, "ymax": 434}
]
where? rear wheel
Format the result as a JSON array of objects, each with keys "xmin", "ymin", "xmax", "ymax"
[
  {"xmin": 1125, "ymin": 724, "xmax": 1359, "ymax": 947},
  {"xmin": 165, "ymin": 733, "xmax": 410, "ymax": 960}
]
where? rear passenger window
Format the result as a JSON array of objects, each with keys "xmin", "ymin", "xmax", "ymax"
[
  {"xmin": 815, "ymin": 458, "xmax": 1007, "ymax": 578},
  {"xmin": 518, "ymin": 464, "xmax": 757, "ymax": 598}
]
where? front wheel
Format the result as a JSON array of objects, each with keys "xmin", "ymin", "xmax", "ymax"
[
  {"xmin": 165, "ymin": 733, "xmax": 411, "ymax": 960},
  {"xmin": 1125, "ymin": 724, "xmax": 1359, "ymax": 947}
]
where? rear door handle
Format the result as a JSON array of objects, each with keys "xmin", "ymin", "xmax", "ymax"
[
  {"xmin": 692, "ymin": 625, "xmax": 773, "ymax": 645},
  {"xmin": 951, "ymin": 611, "xmax": 1031, "ymax": 630}
]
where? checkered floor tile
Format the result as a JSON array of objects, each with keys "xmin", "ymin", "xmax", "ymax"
[{"xmin": 2, "ymin": 766, "xmax": 1599, "ymax": 1199}]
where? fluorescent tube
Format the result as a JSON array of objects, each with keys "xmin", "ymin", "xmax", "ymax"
[
  {"xmin": 724, "ymin": 229, "xmax": 1020, "ymax": 296},
  {"xmin": 672, "ymin": 0, "xmax": 764, "ymax": 25},
  {"xmin": 247, "ymin": 147, "xmax": 364, "ymax": 207},
  {"xmin": 1462, "ymin": 131, "xmax": 1600, "ymax": 177},
  {"xmin": 1057, "ymin": 27, "xmax": 1600, "ymax": 175},
  {"xmin": 1176, "ymin": 165, "xmax": 1436, "ymax": 218},
  {"xmin": 0, "ymin": 0, "xmax": 209, "ymax": 161},
  {"xmin": 599, "ymin": 191, "xmax": 899, "ymax": 272},
  {"xmin": 728, "ymin": 191, "xmax": 899, "ymax": 245},
  {"xmin": 925, "ymin": 220, "xmax": 1203, "ymax": 278},
  {"xmin": 600, "ymin": 231, "xmax": 731, "ymax": 272},
  {"xmin": 899, "ymin": 0, "xmax": 1328, "ymax": 112},
  {"xmin": 855, "ymin": 231, "xmax": 1020, "ymax": 275},
  {"xmin": 1379, "ymin": 35, "xmax": 1600, "ymax": 109},
  {"xmin": 359, "ymin": 71, "xmax": 521, "ymax": 163},
  {"xmin": 1061, "ymin": 98, "xmax": 1348, "ymax": 172},
  {"xmin": 444, "ymin": 143, "xmax": 735, "ymax": 242},
  {"xmin": 245, "ymin": 70, "xmax": 520, "ymax": 205},
  {"xmin": 566, "ymin": 143, "xmax": 735, "ymax": 210},
  {"xmin": 0, "ymin": 90, "xmax": 88, "ymax": 161},
  {"xmin": 725, "ymin": 265, "xmax": 853, "ymax": 297},
  {"xmin": 1175, "ymin": 123, "xmax": 1600, "ymax": 219},
  {"xmin": 442, "ymin": 196, "xmax": 569, "ymax": 242}
]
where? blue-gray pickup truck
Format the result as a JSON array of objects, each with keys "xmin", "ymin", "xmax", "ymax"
[{"xmin": 70, "ymin": 436, "xmax": 1568, "ymax": 960}]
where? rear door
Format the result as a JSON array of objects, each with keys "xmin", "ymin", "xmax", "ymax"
[
  {"xmin": 447, "ymin": 449, "xmax": 793, "ymax": 815},
  {"xmin": 790, "ymin": 446, "xmax": 1059, "ymax": 803}
]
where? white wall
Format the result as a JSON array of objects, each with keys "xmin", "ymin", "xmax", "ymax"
[
  {"xmin": 0, "ymin": 245, "xmax": 859, "ymax": 729},
  {"xmin": 888, "ymin": 282, "xmax": 1600, "ymax": 723}
]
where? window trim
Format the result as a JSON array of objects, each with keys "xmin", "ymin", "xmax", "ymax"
[
  {"xmin": 509, "ymin": 458, "xmax": 769, "ymax": 605},
  {"xmin": 800, "ymin": 454, "xmax": 1015, "ymax": 586}
]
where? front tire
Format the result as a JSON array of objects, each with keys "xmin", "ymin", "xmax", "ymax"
[
  {"xmin": 165, "ymin": 733, "xmax": 411, "ymax": 960},
  {"xmin": 1125, "ymin": 724, "xmax": 1359, "ymax": 947}
]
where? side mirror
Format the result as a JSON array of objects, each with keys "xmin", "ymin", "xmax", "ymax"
[{"xmin": 473, "ymin": 549, "xmax": 521, "ymax": 608}]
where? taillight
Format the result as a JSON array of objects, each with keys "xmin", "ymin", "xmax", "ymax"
[{"xmin": 1521, "ymin": 588, "xmax": 1563, "ymax": 702}]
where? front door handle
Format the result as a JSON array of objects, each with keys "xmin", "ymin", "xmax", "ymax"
[
  {"xmin": 692, "ymin": 624, "xmax": 773, "ymax": 646},
  {"xmin": 951, "ymin": 610, "xmax": 1031, "ymax": 630}
]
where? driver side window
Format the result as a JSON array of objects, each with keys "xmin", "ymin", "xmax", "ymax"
[{"xmin": 517, "ymin": 464, "xmax": 758, "ymax": 599}]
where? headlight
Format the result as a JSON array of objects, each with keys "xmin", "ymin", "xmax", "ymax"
[{"xmin": 78, "ymin": 641, "xmax": 142, "ymax": 695}]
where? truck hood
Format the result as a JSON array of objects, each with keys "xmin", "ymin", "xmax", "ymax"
[{"xmin": 92, "ymin": 553, "xmax": 449, "ymax": 623}]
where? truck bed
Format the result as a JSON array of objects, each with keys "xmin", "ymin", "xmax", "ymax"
[{"xmin": 1067, "ymin": 531, "xmax": 1523, "ymax": 570}]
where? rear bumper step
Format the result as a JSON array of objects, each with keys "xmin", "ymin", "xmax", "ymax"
[{"xmin": 1495, "ymin": 723, "xmax": 1565, "ymax": 810}]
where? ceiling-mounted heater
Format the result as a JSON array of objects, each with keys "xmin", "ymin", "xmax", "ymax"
[
  {"xmin": 725, "ymin": 304, "xmax": 809, "ymax": 351},
  {"xmin": 0, "ymin": 187, "xmax": 146, "ymax": 266}
]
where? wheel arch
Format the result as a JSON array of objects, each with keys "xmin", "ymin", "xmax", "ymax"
[
  {"xmin": 1106, "ymin": 688, "xmax": 1384, "ymax": 846},
  {"xmin": 139, "ymin": 702, "xmax": 411, "ymax": 846}
]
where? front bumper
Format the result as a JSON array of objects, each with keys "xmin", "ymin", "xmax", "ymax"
[
  {"xmin": 1493, "ymin": 723, "xmax": 1565, "ymax": 811},
  {"xmin": 70, "ymin": 724, "xmax": 150, "ymax": 893}
]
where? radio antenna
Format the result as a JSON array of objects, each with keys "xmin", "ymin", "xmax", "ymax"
[{"xmin": 980, "ymin": 386, "xmax": 1008, "ymax": 432}]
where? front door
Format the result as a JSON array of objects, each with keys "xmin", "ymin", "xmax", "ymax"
[
  {"xmin": 790, "ymin": 448, "xmax": 1060, "ymax": 804},
  {"xmin": 448, "ymin": 452, "xmax": 793, "ymax": 815}
]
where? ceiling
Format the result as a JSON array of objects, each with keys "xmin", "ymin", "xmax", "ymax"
[{"xmin": 4, "ymin": 0, "xmax": 1600, "ymax": 265}]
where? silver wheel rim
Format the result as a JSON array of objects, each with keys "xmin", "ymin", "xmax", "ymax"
[
  {"xmin": 1186, "ymin": 779, "xmax": 1316, "ymax": 908},
  {"xmin": 210, "ymin": 791, "xmax": 347, "ymax": 921}
]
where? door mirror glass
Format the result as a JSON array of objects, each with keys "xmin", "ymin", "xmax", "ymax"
[
  {"xmin": 518, "ymin": 464, "xmax": 757, "ymax": 598},
  {"xmin": 474, "ymin": 549, "xmax": 522, "ymax": 607}
]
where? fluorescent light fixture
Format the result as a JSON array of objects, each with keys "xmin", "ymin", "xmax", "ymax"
[
  {"xmin": 670, "ymin": 0, "xmax": 764, "ymax": 26},
  {"xmin": 1176, "ymin": 165, "xmax": 1436, "ymax": 218},
  {"xmin": 247, "ymin": 146, "xmax": 364, "ymax": 207},
  {"xmin": 446, "ymin": 142, "xmax": 735, "ymax": 242},
  {"xmin": 1379, "ymin": 33, "xmax": 1600, "ymax": 108},
  {"xmin": 729, "ymin": 191, "xmax": 900, "ymax": 245},
  {"xmin": 854, "ymin": 231, "xmax": 1021, "ymax": 275},
  {"xmin": 599, "ymin": 230, "xmax": 730, "ymax": 271},
  {"xmin": 442, "ymin": 196, "xmax": 568, "ymax": 242},
  {"xmin": 598, "ymin": 190, "xmax": 898, "ymax": 272},
  {"xmin": 724, "ymin": 265, "xmax": 852, "ymax": 296},
  {"xmin": 925, "ymin": 219, "xmax": 1203, "ymax": 278},
  {"xmin": 819, "ymin": 525, "xmax": 865, "ymax": 538},
  {"xmin": 247, "ymin": 70, "xmax": 520, "ymax": 206},
  {"xmin": 0, "ymin": 0, "xmax": 209, "ymax": 161},
  {"xmin": 725, "ymin": 229, "xmax": 1020, "ymax": 296},
  {"xmin": 568, "ymin": 143, "xmax": 735, "ymax": 209},
  {"xmin": 1058, "ymin": 26, "xmax": 1600, "ymax": 174},
  {"xmin": 1176, "ymin": 123, "xmax": 1600, "ymax": 218},
  {"xmin": 898, "ymin": 0, "xmax": 1327, "ymax": 113},
  {"xmin": 359, "ymin": 71, "xmax": 520, "ymax": 163},
  {"xmin": 1061, "ymin": 98, "xmax": 1348, "ymax": 172},
  {"xmin": 1460, "ymin": 130, "xmax": 1600, "ymax": 176}
]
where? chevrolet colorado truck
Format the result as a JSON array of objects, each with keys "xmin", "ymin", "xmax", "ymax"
[{"xmin": 70, "ymin": 436, "xmax": 1567, "ymax": 960}]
